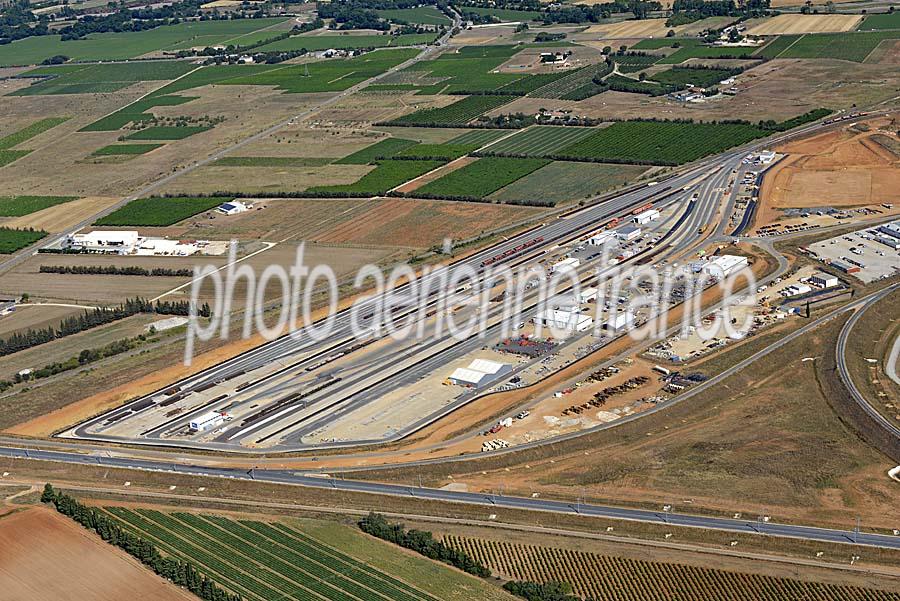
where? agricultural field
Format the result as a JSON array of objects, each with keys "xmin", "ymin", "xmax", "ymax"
[
  {"xmin": 489, "ymin": 161, "xmax": 648, "ymax": 204},
  {"xmin": 614, "ymin": 53, "xmax": 661, "ymax": 73},
  {"xmin": 0, "ymin": 508, "xmax": 194, "ymax": 601},
  {"xmin": 446, "ymin": 129, "xmax": 511, "ymax": 146},
  {"xmin": 102, "ymin": 508, "xmax": 510, "ymax": 601},
  {"xmin": 528, "ymin": 64, "xmax": 608, "ymax": 99},
  {"xmin": 335, "ymin": 137, "xmax": 419, "ymax": 164},
  {"xmin": 443, "ymin": 535, "xmax": 900, "ymax": 601},
  {"xmin": 94, "ymin": 196, "xmax": 228, "ymax": 227},
  {"xmin": 0, "ymin": 117, "xmax": 68, "ymax": 166},
  {"xmin": 754, "ymin": 34, "xmax": 801, "ymax": 58},
  {"xmin": 458, "ymin": 6, "xmax": 543, "ymax": 22},
  {"xmin": 0, "ymin": 226, "xmax": 47, "ymax": 253},
  {"xmin": 388, "ymin": 45, "xmax": 524, "ymax": 95},
  {"xmin": 255, "ymin": 32, "xmax": 436, "ymax": 52},
  {"xmin": 0, "ymin": 18, "xmax": 289, "ymax": 66},
  {"xmin": 11, "ymin": 61, "xmax": 197, "ymax": 96},
  {"xmin": 555, "ymin": 121, "xmax": 769, "ymax": 165},
  {"xmin": 481, "ymin": 126, "xmax": 597, "ymax": 156},
  {"xmin": 775, "ymin": 31, "xmax": 900, "ymax": 61},
  {"xmin": 309, "ymin": 159, "xmax": 444, "ymax": 195},
  {"xmin": 125, "ymin": 126, "xmax": 211, "ymax": 141},
  {"xmin": 221, "ymin": 48, "xmax": 419, "ymax": 93},
  {"xmin": 92, "ymin": 144, "xmax": 165, "ymax": 156},
  {"xmin": 744, "ymin": 13, "xmax": 863, "ymax": 36},
  {"xmin": 386, "ymin": 95, "xmax": 517, "ymax": 126},
  {"xmin": 81, "ymin": 95, "xmax": 200, "ymax": 132},
  {"xmin": 395, "ymin": 143, "xmax": 480, "ymax": 160},
  {"xmin": 214, "ymin": 157, "xmax": 333, "ymax": 167},
  {"xmin": 415, "ymin": 157, "xmax": 550, "ymax": 199},
  {"xmin": 0, "ymin": 195, "xmax": 76, "ymax": 217},
  {"xmin": 860, "ymin": 11, "xmax": 900, "ymax": 31},
  {"xmin": 375, "ymin": 6, "xmax": 450, "ymax": 25}
]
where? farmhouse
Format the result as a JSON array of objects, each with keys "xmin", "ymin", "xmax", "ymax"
[{"xmin": 218, "ymin": 200, "xmax": 251, "ymax": 215}]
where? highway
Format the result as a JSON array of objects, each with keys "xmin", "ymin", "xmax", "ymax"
[{"xmin": 2, "ymin": 443, "xmax": 899, "ymax": 551}]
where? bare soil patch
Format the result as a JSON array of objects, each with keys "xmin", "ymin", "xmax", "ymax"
[
  {"xmin": 744, "ymin": 14, "xmax": 863, "ymax": 35},
  {"xmin": 0, "ymin": 507, "xmax": 194, "ymax": 601}
]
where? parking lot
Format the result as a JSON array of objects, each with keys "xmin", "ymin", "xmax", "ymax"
[{"xmin": 807, "ymin": 219, "xmax": 900, "ymax": 283}]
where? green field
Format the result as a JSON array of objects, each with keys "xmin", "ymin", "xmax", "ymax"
[
  {"xmin": 497, "ymin": 71, "xmax": 569, "ymax": 95},
  {"xmin": 395, "ymin": 143, "xmax": 479, "ymax": 160},
  {"xmin": 481, "ymin": 126, "xmax": 597, "ymax": 156},
  {"xmin": 309, "ymin": 159, "xmax": 444, "ymax": 195},
  {"xmin": 394, "ymin": 45, "xmax": 525, "ymax": 95},
  {"xmin": 446, "ymin": 129, "xmax": 511, "ymax": 146},
  {"xmin": 387, "ymin": 95, "xmax": 516, "ymax": 126},
  {"xmin": 859, "ymin": 11, "xmax": 900, "ymax": 30},
  {"xmin": 95, "ymin": 196, "xmax": 228, "ymax": 226},
  {"xmin": 776, "ymin": 31, "xmax": 900, "ymax": 62},
  {"xmin": 0, "ymin": 196, "xmax": 77, "ymax": 217},
  {"xmin": 416, "ymin": 156, "xmax": 549, "ymax": 198},
  {"xmin": 81, "ymin": 94, "xmax": 198, "ymax": 132},
  {"xmin": 221, "ymin": 48, "xmax": 418, "ymax": 93},
  {"xmin": 0, "ymin": 227, "xmax": 47, "ymax": 254},
  {"xmin": 103, "ymin": 507, "xmax": 507, "ymax": 601},
  {"xmin": 460, "ymin": 6, "xmax": 543, "ymax": 21},
  {"xmin": 555, "ymin": 121, "xmax": 768, "ymax": 165},
  {"xmin": 0, "ymin": 18, "xmax": 288, "ymax": 67},
  {"xmin": 255, "ymin": 33, "xmax": 435, "ymax": 52},
  {"xmin": 489, "ymin": 161, "xmax": 647, "ymax": 204},
  {"xmin": 0, "ymin": 117, "xmax": 68, "ymax": 150},
  {"xmin": 754, "ymin": 34, "xmax": 801, "ymax": 59},
  {"xmin": 93, "ymin": 143, "xmax": 165, "ymax": 156},
  {"xmin": 0, "ymin": 117, "xmax": 68, "ymax": 166},
  {"xmin": 215, "ymin": 156, "xmax": 333, "ymax": 167},
  {"xmin": 125, "ymin": 126, "xmax": 210, "ymax": 140},
  {"xmin": 528, "ymin": 64, "xmax": 606, "ymax": 99},
  {"xmin": 614, "ymin": 54, "xmax": 661, "ymax": 73},
  {"xmin": 12, "ymin": 61, "xmax": 196, "ymax": 96},
  {"xmin": 376, "ymin": 6, "xmax": 450, "ymax": 25},
  {"xmin": 335, "ymin": 137, "xmax": 419, "ymax": 164}
]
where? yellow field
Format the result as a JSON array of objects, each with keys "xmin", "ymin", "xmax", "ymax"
[
  {"xmin": 584, "ymin": 18, "xmax": 670, "ymax": 39},
  {"xmin": 745, "ymin": 14, "xmax": 862, "ymax": 36}
]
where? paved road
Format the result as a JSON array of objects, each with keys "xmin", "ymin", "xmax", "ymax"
[
  {"xmin": 2, "ymin": 444, "xmax": 899, "ymax": 550},
  {"xmin": 835, "ymin": 284, "xmax": 900, "ymax": 442}
]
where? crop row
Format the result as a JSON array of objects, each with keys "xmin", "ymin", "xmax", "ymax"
[
  {"xmin": 481, "ymin": 126, "xmax": 596, "ymax": 156},
  {"xmin": 95, "ymin": 196, "xmax": 227, "ymax": 226},
  {"xmin": 416, "ymin": 157, "xmax": 549, "ymax": 198},
  {"xmin": 527, "ymin": 64, "xmax": 601, "ymax": 99},
  {"xmin": 387, "ymin": 95, "xmax": 517, "ymax": 126},
  {"xmin": 444, "ymin": 535, "xmax": 900, "ymax": 601}
]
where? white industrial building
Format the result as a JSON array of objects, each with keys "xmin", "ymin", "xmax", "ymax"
[
  {"xmin": 617, "ymin": 225, "xmax": 642, "ymax": 242},
  {"xmin": 878, "ymin": 223, "xmax": 900, "ymax": 240},
  {"xmin": 602, "ymin": 311, "xmax": 635, "ymax": 332},
  {"xmin": 218, "ymin": 200, "xmax": 251, "ymax": 216},
  {"xmin": 550, "ymin": 257, "xmax": 580, "ymax": 274},
  {"xmin": 448, "ymin": 358, "xmax": 512, "ymax": 387},
  {"xmin": 533, "ymin": 308, "xmax": 593, "ymax": 333},
  {"xmin": 808, "ymin": 272, "xmax": 839, "ymax": 289},
  {"xmin": 189, "ymin": 411, "xmax": 227, "ymax": 432},
  {"xmin": 65, "ymin": 230, "xmax": 140, "ymax": 254},
  {"xmin": 588, "ymin": 231, "xmax": 616, "ymax": 246},
  {"xmin": 782, "ymin": 283, "xmax": 811, "ymax": 297},
  {"xmin": 876, "ymin": 235, "xmax": 900, "ymax": 250},
  {"xmin": 701, "ymin": 254, "xmax": 748, "ymax": 278},
  {"xmin": 758, "ymin": 150, "xmax": 776, "ymax": 164},
  {"xmin": 579, "ymin": 287, "xmax": 599, "ymax": 303},
  {"xmin": 632, "ymin": 209, "xmax": 660, "ymax": 225},
  {"xmin": 136, "ymin": 238, "xmax": 199, "ymax": 256}
]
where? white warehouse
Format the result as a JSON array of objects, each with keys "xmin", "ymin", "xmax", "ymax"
[
  {"xmin": 533, "ymin": 308, "xmax": 593, "ymax": 333},
  {"xmin": 702, "ymin": 254, "xmax": 748, "ymax": 278},
  {"xmin": 633, "ymin": 209, "xmax": 660, "ymax": 225},
  {"xmin": 448, "ymin": 359, "xmax": 512, "ymax": 387},
  {"xmin": 189, "ymin": 411, "xmax": 227, "ymax": 432},
  {"xmin": 588, "ymin": 231, "xmax": 616, "ymax": 246},
  {"xmin": 617, "ymin": 225, "xmax": 642, "ymax": 242},
  {"xmin": 550, "ymin": 257, "xmax": 580, "ymax": 274}
]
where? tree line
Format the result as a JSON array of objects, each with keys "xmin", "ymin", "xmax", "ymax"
[
  {"xmin": 359, "ymin": 512, "xmax": 491, "ymax": 577},
  {"xmin": 39, "ymin": 265, "xmax": 194, "ymax": 277},
  {"xmin": 40, "ymin": 485, "xmax": 242, "ymax": 601},
  {"xmin": 0, "ymin": 297, "xmax": 209, "ymax": 357}
]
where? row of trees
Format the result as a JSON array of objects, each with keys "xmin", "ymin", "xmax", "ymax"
[
  {"xmin": 359, "ymin": 513, "xmax": 491, "ymax": 577},
  {"xmin": 503, "ymin": 581, "xmax": 581, "ymax": 601},
  {"xmin": 0, "ymin": 297, "xmax": 208, "ymax": 357},
  {"xmin": 39, "ymin": 265, "xmax": 194, "ymax": 277},
  {"xmin": 41, "ymin": 485, "xmax": 242, "ymax": 601}
]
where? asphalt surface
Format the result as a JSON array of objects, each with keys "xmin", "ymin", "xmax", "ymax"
[{"xmin": 2, "ymin": 444, "xmax": 899, "ymax": 550}]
